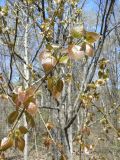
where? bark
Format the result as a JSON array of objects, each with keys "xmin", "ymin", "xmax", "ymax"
[
  {"xmin": 66, "ymin": 81, "xmax": 73, "ymax": 160},
  {"xmin": 23, "ymin": 17, "xmax": 29, "ymax": 160}
]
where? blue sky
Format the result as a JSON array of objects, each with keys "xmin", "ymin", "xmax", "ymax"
[{"xmin": 0, "ymin": 0, "xmax": 5, "ymax": 6}]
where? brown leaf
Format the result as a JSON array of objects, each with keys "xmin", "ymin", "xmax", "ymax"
[
  {"xmin": 26, "ymin": 102, "xmax": 38, "ymax": 115},
  {"xmin": 8, "ymin": 111, "xmax": 19, "ymax": 124},
  {"xmin": 0, "ymin": 94, "xmax": 8, "ymax": 100},
  {"xmin": 25, "ymin": 86, "xmax": 36, "ymax": 98},
  {"xmin": 60, "ymin": 154, "xmax": 67, "ymax": 160},
  {"xmin": 1, "ymin": 137, "xmax": 13, "ymax": 151},
  {"xmin": 81, "ymin": 127, "xmax": 90, "ymax": 136},
  {"xmin": 43, "ymin": 137, "xmax": 52, "ymax": 149},
  {"xmin": 0, "ymin": 73, "xmax": 3, "ymax": 81},
  {"xmin": 54, "ymin": 0, "xmax": 62, "ymax": 3},
  {"xmin": 46, "ymin": 122, "xmax": 54, "ymax": 130},
  {"xmin": 0, "ymin": 152, "xmax": 5, "ymax": 159},
  {"xmin": 23, "ymin": 96, "xmax": 36, "ymax": 108},
  {"xmin": 39, "ymin": 50, "xmax": 51, "ymax": 60},
  {"xmin": 85, "ymin": 43, "xmax": 94, "ymax": 57},
  {"xmin": 39, "ymin": 50, "xmax": 57, "ymax": 72},
  {"xmin": 19, "ymin": 126, "xmax": 28, "ymax": 135},
  {"xmin": 52, "ymin": 89, "xmax": 61, "ymax": 100},
  {"xmin": 12, "ymin": 93, "xmax": 21, "ymax": 108},
  {"xmin": 68, "ymin": 44, "xmax": 85, "ymax": 60},
  {"xmin": 85, "ymin": 31, "xmax": 101, "ymax": 43},
  {"xmin": 56, "ymin": 79, "xmax": 64, "ymax": 92},
  {"xmin": 47, "ymin": 77, "xmax": 55, "ymax": 91},
  {"xmin": 42, "ymin": 56, "xmax": 57, "ymax": 72},
  {"xmin": 18, "ymin": 90, "xmax": 26, "ymax": 103},
  {"xmin": 47, "ymin": 78, "xmax": 63, "ymax": 100},
  {"xmin": 16, "ymin": 137, "xmax": 25, "ymax": 152},
  {"xmin": 25, "ymin": 111, "xmax": 35, "ymax": 128}
]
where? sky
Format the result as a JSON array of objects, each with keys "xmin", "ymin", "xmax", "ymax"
[{"xmin": 0, "ymin": 0, "xmax": 5, "ymax": 6}]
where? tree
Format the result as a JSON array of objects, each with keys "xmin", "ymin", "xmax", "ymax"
[{"xmin": 0, "ymin": 0, "xmax": 120, "ymax": 159}]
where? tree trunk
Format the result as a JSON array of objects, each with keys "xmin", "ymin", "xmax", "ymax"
[
  {"xmin": 66, "ymin": 81, "xmax": 73, "ymax": 160},
  {"xmin": 23, "ymin": 17, "xmax": 29, "ymax": 160}
]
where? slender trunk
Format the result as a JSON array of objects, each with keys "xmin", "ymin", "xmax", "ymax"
[
  {"xmin": 23, "ymin": 17, "xmax": 29, "ymax": 160},
  {"xmin": 59, "ymin": 68, "xmax": 73, "ymax": 159},
  {"xmin": 34, "ymin": 130, "xmax": 39, "ymax": 159},
  {"xmin": 67, "ymin": 81, "xmax": 73, "ymax": 160}
]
